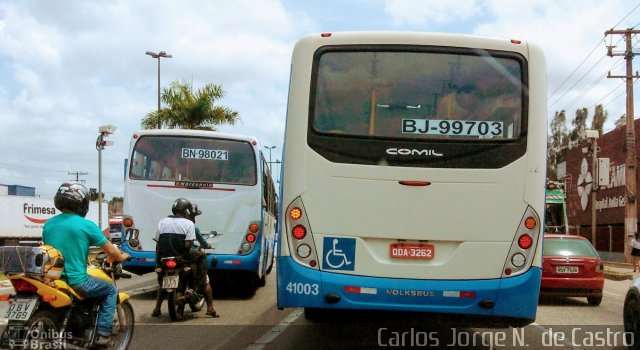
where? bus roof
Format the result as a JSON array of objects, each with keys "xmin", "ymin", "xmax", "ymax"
[
  {"xmin": 296, "ymin": 31, "xmax": 533, "ymax": 54},
  {"xmin": 131, "ymin": 129, "xmax": 259, "ymax": 146}
]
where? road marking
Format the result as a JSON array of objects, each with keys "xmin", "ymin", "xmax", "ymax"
[{"xmin": 245, "ymin": 308, "xmax": 304, "ymax": 350}]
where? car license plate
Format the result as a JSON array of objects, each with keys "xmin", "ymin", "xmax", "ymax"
[
  {"xmin": 162, "ymin": 275, "xmax": 179, "ymax": 289},
  {"xmin": 556, "ymin": 266, "xmax": 579, "ymax": 274},
  {"xmin": 390, "ymin": 243, "xmax": 434, "ymax": 259},
  {"xmin": 1, "ymin": 298, "xmax": 37, "ymax": 321}
]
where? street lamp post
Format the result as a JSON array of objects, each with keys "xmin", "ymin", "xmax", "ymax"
[
  {"xmin": 264, "ymin": 146, "xmax": 277, "ymax": 172},
  {"xmin": 97, "ymin": 124, "xmax": 117, "ymax": 230},
  {"xmin": 145, "ymin": 50, "xmax": 172, "ymax": 128}
]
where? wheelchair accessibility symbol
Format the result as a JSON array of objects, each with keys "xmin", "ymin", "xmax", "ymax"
[{"xmin": 323, "ymin": 237, "xmax": 356, "ymax": 271}]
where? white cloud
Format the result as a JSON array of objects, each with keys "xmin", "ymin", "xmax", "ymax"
[{"xmin": 385, "ymin": 0, "xmax": 484, "ymax": 26}]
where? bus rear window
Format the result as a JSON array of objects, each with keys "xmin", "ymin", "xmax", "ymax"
[
  {"xmin": 130, "ymin": 136, "xmax": 257, "ymax": 185},
  {"xmin": 312, "ymin": 49, "xmax": 524, "ymax": 140}
]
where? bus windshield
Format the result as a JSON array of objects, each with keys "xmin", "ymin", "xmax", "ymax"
[
  {"xmin": 129, "ymin": 135, "xmax": 257, "ymax": 185},
  {"xmin": 312, "ymin": 50, "xmax": 524, "ymax": 140}
]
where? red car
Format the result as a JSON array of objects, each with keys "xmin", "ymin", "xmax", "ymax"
[{"xmin": 540, "ymin": 234, "xmax": 604, "ymax": 306}]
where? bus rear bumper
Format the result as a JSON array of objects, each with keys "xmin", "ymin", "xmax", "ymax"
[
  {"xmin": 121, "ymin": 244, "xmax": 156, "ymax": 268},
  {"xmin": 277, "ymin": 256, "xmax": 540, "ymax": 322},
  {"xmin": 207, "ymin": 250, "xmax": 260, "ymax": 272}
]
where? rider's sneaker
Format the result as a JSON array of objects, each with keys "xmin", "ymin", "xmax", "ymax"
[{"xmin": 94, "ymin": 335, "xmax": 111, "ymax": 347}]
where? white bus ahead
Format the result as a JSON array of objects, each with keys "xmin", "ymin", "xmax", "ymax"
[
  {"xmin": 277, "ymin": 32, "xmax": 547, "ymax": 326},
  {"xmin": 121, "ymin": 129, "xmax": 277, "ymax": 292}
]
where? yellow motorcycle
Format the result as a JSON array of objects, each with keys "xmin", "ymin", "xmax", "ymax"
[{"xmin": 0, "ymin": 245, "xmax": 134, "ymax": 350}]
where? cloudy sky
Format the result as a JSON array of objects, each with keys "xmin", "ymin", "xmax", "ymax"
[{"xmin": 0, "ymin": 0, "xmax": 639, "ymax": 199}]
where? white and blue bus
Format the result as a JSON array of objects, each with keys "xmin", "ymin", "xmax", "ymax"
[
  {"xmin": 277, "ymin": 32, "xmax": 547, "ymax": 326},
  {"xmin": 121, "ymin": 129, "xmax": 277, "ymax": 291}
]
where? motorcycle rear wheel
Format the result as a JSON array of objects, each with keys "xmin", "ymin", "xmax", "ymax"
[
  {"xmin": 167, "ymin": 290, "xmax": 185, "ymax": 321},
  {"xmin": 2, "ymin": 309, "xmax": 60, "ymax": 350},
  {"xmin": 189, "ymin": 294, "xmax": 206, "ymax": 312},
  {"xmin": 111, "ymin": 300, "xmax": 135, "ymax": 350}
]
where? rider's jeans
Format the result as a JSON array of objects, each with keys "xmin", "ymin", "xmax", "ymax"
[{"xmin": 72, "ymin": 275, "xmax": 118, "ymax": 337}]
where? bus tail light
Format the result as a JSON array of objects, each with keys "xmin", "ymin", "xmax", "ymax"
[
  {"xmin": 502, "ymin": 207, "xmax": 541, "ymax": 278},
  {"xmin": 285, "ymin": 197, "xmax": 319, "ymax": 270},
  {"xmin": 237, "ymin": 221, "xmax": 261, "ymax": 255},
  {"xmin": 123, "ymin": 217, "xmax": 134, "ymax": 228},
  {"xmin": 292, "ymin": 225, "xmax": 306, "ymax": 240},
  {"xmin": 518, "ymin": 234, "xmax": 533, "ymax": 249}
]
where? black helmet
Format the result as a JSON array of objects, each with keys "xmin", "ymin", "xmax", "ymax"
[
  {"xmin": 192, "ymin": 204, "xmax": 202, "ymax": 216},
  {"xmin": 187, "ymin": 204, "xmax": 202, "ymax": 222},
  {"xmin": 171, "ymin": 198, "xmax": 193, "ymax": 218},
  {"xmin": 54, "ymin": 182, "xmax": 90, "ymax": 217}
]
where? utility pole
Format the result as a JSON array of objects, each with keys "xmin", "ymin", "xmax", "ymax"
[
  {"xmin": 68, "ymin": 171, "xmax": 88, "ymax": 184},
  {"xmin": 606, "ymin": 28, "xmax": 640, "ymax": 263}
]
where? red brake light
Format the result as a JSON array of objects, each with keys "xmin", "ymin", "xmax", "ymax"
[
  {"xmin": 246, "ymin": 233, "xmax": 256, "ymax": 243},
  {"xmin": 123, "ymin": 218, "xmax": 134, "ymax": 228},
  {"xmin": 164, "ymin": 260, "xmax": 177, "ymax": 269},
  {"xmin": 292, "ymin": 225, "xmax": 307, "ymax": 240},
  {"xmin": 518, "ymin": 234, "xmax": 533, "ymax": 249},
  {"xmin": 321, "ymin": 33, "xmax": 332, "ymax": 37},
  {"xmin": 10, "ymin": 279, "xmax": 38, "ymax": 293},
  {"xmin": 249, "ymin": 223, "xmax": 259, "ymax": 233}
]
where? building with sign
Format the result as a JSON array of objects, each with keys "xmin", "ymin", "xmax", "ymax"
[{"xmin": 563, "ymin": 120, "xmax": 639, "ymax": 260}]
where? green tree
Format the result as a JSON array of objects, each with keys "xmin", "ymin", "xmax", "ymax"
[
  {"xmin": 615, "ymin": 114, "xmax": 626, "ymax": 128},
  {"xmin": 568, "ymin": 108, "xmax": 588, "ymax": 142},
  {"xmin": 547, "ymin": 110, "xmax": 569, "ymax": 180},
  {"xmin": 142, "ymin": 80, "xmax": 239, "ymax": 130},
  {"xmin": 591, "ymin": 104, "xmax": 608, "ymax": 135}
]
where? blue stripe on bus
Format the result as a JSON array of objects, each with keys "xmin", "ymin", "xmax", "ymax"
[
  {"xmin": 121, "ymin": 244, "xmax": 156, "ymax": 268},
  {"xmin": 276, "ymin": 256, "xmax": 540, "ymax": 319},
  {"xmin": 121, "ymin": 242, "xmax": 265, "ymax": 273},
  {"xmin": 208, "ymin": 250, "xmax": 260, "ymax": 271}
]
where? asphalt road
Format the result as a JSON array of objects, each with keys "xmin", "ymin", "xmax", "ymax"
[{"xmin": 0, "ymin": 273, "xmax": 636, "ymax": 349}]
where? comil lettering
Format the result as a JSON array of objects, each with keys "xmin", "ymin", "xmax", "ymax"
[{"xmin": 386, "ymin": 148, "xmax": 443, "ymax": 157}]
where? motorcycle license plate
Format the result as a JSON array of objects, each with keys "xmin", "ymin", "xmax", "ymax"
[
  {"xmin": 1, "ymin": 298, "xmax": 37, "ymax": 321},
  {"xmin": 162, "ymin": 275, "xmax": 179, "ymax": 289}
]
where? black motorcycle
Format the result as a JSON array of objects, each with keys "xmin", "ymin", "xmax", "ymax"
[{"xmin": 156, "ymin": 255, "xmax": 206, "ymax": 322}]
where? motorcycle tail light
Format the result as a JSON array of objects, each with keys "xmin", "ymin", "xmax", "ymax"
[
  {"xmin": 11, "ymin": 279, "xmax": 38, "ymax": 293},
  {"xmin": 164, "ymin": 260, "xmax": 177, "ymax": 269}
]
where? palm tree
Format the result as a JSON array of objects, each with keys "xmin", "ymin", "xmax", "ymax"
[{"xmin": 142, "ymin": 80, "xmax": 239, "ymax": 130}]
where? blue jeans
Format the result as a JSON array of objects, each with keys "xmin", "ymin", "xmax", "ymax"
[{"xmin": 72, "ymin": 276, "xmax": 118, "ymax": 337}]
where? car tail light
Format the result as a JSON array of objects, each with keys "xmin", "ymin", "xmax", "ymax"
[
  {"xmin": 596, "ymin": 261, "xmax": 604, "ymax": 273},
  {"xmin": 292, "ymin": 225, "xmax": 307, "ymax": 240},
  {"xmin": 249, "ymin": 223, "xmax": 259, "ymax": 233},
  {"xmin": 246, "ymin": 233, "xmax": 256, "ymax": 243},
  {"xmin": 11, "ymin": 279, "xmax": 38, "ymax": 293},
  {"xmin": 164, "ymin": 260, "xmax": 177, "ymax": 269},
  {"xmin": 123, "ymin": 217, "xmax": 134, "ymax": 228}
]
